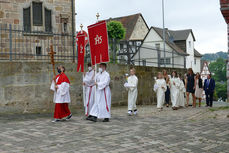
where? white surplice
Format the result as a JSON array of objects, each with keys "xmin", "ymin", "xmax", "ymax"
[
  {"xmin": 178, "ymin": 78, "xmax": 185, "ymax": 107},
  {"xmin": 124, "ymin": 75, "xmax": 138, "ymax": 111},
  {"xmin": 83, "ymin": 70, "xmax": 96, "ymax": 115},
  {"xmin": 50, "ymin": 77, "xmax": 71, "ymax": 103},
  {"xmin": 154, "ymin": 79, "xmax": 167, "ymax": 108},
  {"xmin": 170, "ymin": 77, "xmax": 180, "ymax": 107},
  {"xmin": 90, "ymin": 71, "xmax": 111, "ymax": 119}
]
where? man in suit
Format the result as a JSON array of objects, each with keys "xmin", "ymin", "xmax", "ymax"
[{"xmin": 204, "ymin": 74, "xmax": 215, "ymax": 107}]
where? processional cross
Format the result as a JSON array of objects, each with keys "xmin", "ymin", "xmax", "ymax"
[{"xmin": 49, "ymin": 45, "xmax": 56, "ymax": 81}]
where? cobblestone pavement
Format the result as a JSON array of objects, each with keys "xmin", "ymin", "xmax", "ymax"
[{"xmin": 0, "ymin": 104, "xmax": 229, "ymax": 153}]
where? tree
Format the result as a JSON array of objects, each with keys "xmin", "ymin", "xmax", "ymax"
[
  {"xmin": 209, "ymin": 58, "xmax": 227, "ymax": 101},
  {"xmin": 107, "ymin": 21, "xmax": 126, "ymax": 63},
  {"xmin": 107, "ymin": 21, "xmax": 126, "ymax": 40},
  {"xmin": 209, "ymin": 58, "xmax": 226, "ymax": 82}
]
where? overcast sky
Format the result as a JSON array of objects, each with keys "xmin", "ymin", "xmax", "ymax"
[{"xmin": 75, "ymin": 0, "xmax": 227, "ymax": 54}]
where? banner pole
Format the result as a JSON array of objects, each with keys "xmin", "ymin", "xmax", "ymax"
[
  {"xmin": 94, "ymin": 56, "xmax": 97, "ymax": 109},
  {"xmin": 94, "ymin": 13, "xmax": 100, "ymax": 109}
]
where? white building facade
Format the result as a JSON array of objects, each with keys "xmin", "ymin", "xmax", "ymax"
[{"xmin": 133, "ymin": 27, "xmax": 188, "ymax": 68}]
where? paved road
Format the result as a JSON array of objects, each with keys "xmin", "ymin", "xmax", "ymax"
[{"xmin": 0, "ymin": 104, "xmax": 229, "ymax": 153}]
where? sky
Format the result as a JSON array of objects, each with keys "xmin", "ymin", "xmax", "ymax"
[{"xmin": 75, "ymin": 0, "xmax": 227, "ymax": 54}]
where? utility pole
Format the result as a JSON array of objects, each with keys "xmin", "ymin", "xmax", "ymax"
[{"xmin": 162, "ymin": 0, "xmax": 166, "ymax": 67}]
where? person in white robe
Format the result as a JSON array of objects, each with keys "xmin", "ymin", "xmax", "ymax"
[
  {"xmin": 124, "ymin": 68, "xmax": 138, "ymax": 115},
  {"xmin": 83, "ymin": 63, "xmax": 95, "ymax": 117},
  {"xmin": 170, "ymin": 71, "xmax": 180, "ymax": 110},
  {"xmin": 50, "ymin": 65, "xmax": 72, "ymax": 122},
  {"xmin": 178, "ymin": 73, "xmax": 185, "ymax": 108},
  {"xmin": 88, "ymin": 63, "xmax": 111, "ymax": 122},
  {"xmin": 154, "ymin": 72, "xmax": 167, "ymax": 110}
]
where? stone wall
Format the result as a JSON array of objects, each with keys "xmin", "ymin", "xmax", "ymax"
[
  {"xmin": 0, "ymin": 0, "xmax": 75, "ymax": 60},
  {"xmin": 0, "ymin": 0, "xmax": 74, "ymax": 32},
  {"xmin": 0, "ymin": 62, "xmax": 186, "ymax": 114}
]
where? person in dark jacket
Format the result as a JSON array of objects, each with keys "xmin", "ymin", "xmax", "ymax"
[
  {"xmin": 185, "ymin": 68, "xmax": 196, "ymax": 107},
  {"xmin": 163, "ymin": 70, "xmax": 170, "ymax": 107},
  {"xmin": 194, "ymin": 73, "xmax": 203, "ymax": 107},
  {"xmin": 204, "ymin": 74, "xmax": 215, "ymax": 107}
]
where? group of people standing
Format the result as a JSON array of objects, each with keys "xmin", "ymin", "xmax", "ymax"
[
  {"xmin": 154, "ymin": 68, "xmax": 215, "ymax": 111},
  {"xmin": 50, "ymin": 64, "xmax": 215, "ymax": 123},
  {"xmin": 51, "ymin": 63, "xmax": 111, "ymax": 122}
]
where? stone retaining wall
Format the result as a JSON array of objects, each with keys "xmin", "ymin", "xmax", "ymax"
[{"xmin": 0, "ymin": 62, "xmax": 186, "ymax": 114}]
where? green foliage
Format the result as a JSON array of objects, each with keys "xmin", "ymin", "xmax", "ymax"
[
  {"xmin": 209, "ymin": 106, "xmax": 229, "ymax": 112},
  {"xmin": 107, "ymin": 21, "xmax": 126, "ymax": 40},
  {"xmin": 213, "ymin": 90, "xmax": 218, "ymax": 101},
  {"xmin": 215, "ymin": 82, "xmax": 227, "ymax": 101},
  {"xmin": 202, "ymin": 51, "xmax": 227, "ymax": 61},
  {"xmin": 209, "ymin": 58, "xmax": 226, "ymax": 82}
]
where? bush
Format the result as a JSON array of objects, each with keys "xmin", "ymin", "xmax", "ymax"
[{"xmin": 215, "ymin": 82, "xmax": 227, "ymax": 101}]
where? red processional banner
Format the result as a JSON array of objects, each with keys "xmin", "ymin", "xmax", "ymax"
[
  {"xmin": 87, "ymin": 20, "xmax": 109, "ymax": 65},
  {"xmin": 76, "ymin": 30, "xmax": 88, "ymax": 72}
]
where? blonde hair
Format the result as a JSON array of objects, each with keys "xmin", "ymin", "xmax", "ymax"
[
  {"xmin": 130, "ymin": 67, "xmax": 136, "ymax": 73},
  {"xmin": 157, "ymin": 72, "xmax": 163, "ymax": 79}
]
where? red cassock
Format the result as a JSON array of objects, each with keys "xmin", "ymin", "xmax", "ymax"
[{"xmin": 52, "ymin": 73, "xmax": 71, "ymax": 119}]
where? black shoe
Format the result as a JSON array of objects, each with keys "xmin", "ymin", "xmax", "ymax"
[
  {"xmin": 66, "ymin": 114, "xmax": 72, "ymax": 120},
  {"xmin": 89, "ymin": 116, "xmax": 97, "ymax": 122},
  {"xmin": 86, "ymin": 115, "xmax": 92, "ymax": 120},
  {"xmin": 103, "ymin": 118, "xmax": 109, "ymax": 122}
]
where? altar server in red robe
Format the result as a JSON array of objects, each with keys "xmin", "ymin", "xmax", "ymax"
[{"xmin": 50, "ymin": 65, "xmax": 72, "ymax": 122}]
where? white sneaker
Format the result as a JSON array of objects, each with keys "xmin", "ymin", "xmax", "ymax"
[
  {"xmin": 128, "ymin": 111, "xmax": 132, "ymax": 116},
  {"xmin": 52, "ymin": 119, "xmax": 61, "ymax": 123},
  {"xmin": 133, "ymin": 110, "xmax": 138, "ymax": 115}
]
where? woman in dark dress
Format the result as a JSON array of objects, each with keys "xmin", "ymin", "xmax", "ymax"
[
  {"xmin": 185, "ymin": 68, "xmax": 196, "ymax": 107},
  {"xmin": 163, "ymin": 70, "xmax": 170, "ymax": 107}
]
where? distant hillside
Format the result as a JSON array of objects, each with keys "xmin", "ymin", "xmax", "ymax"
[{"xmin": 202, "ymin": 51, "xmax": 227, "ymax": 61}]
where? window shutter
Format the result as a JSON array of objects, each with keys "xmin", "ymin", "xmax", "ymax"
[
  {"xmin": 23, "ymin": 7, "xmax": 31, "ymax": 32},
  {"xmin": 45, "ymin": 8, "xmax": 52, "ymax": 32},
  {"xmin": 33, "ymin": 2, "xmax": 43, "ymax": 26}
]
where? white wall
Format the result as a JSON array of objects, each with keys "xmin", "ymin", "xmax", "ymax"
[
  {"xmin": 185, "ymin": 33, "xmax": 201, "ymax": 73},
  {"xmin": 193, "ymin": 57, "xmax": 201, "ymax": 73},
  {"xmin": 130, "ymin": 16, "xmax": 149, "ymax": 41},
  {"xmin": 185, "ymin": 33, "xmax": 195, "ymax": 70}
]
